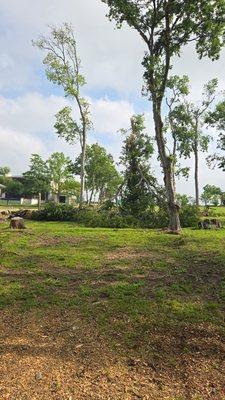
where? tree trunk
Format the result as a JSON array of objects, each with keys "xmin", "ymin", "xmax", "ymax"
[
  {"xmin": 153, "ymin": 101, "xmax": 181, "ymax": 233},
  {"xmin": 38, "ymin": 192, "xmax": 42, "ymax": 210},
  {"xmin": 80, "ymin": 133, "xmax": 86, "ymax": 209},
  {"xmin": 194, "ymin": 143, "xmax": 200, "ymax": 207},
  {"xmin": 89, "ymin": 189, "xmax": 94, "ymax": 205},
  {"xmin": 86, "ymin": 189, "xmax": 89, "ymax": 205},
  {"xmin": 164, "ymin": 161, "xmax": 181, "ymax": 232}
]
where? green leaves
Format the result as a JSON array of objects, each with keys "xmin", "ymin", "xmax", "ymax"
[
  {"xmin": 54, "ymin": 107, "xmax": 82, "ymax": 144},
  {"xmin": 103, "ymin": 0, "xmax": 225, "ymax": 99},
  {"xmin": 74, "ymin": 143, "xmax": 122, "ymax": 201},
  {"xmin": 34, "ymin": 22, "xmax": 91, "ymax": 139},
  {"xmin": 23, "ymin": 154, "xmax": 51, "ymax": 196},
  {"xmin": 201, "ymin": 184, "xmax": 223, "ymax": 206}
]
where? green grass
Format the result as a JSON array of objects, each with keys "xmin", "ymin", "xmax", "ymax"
[{"xmin": 1, "ymin": 217, "xmax": 225, "ymax": 341}]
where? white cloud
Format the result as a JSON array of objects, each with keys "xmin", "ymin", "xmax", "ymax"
[
  {"xmin": 91, "ymin": 97, "xmax": 135, "ymax": 134},
  {"xmin": 0, "ymin": 127, "xmax": 44, "ymax": 173},
  {"xmin": 0, "ymin": 92, "xmax": 136, "ymax": 173},
  {"xmin": 0, "ymin": 93, "xmax": 68, "ymax": 135},
  {"xmin": 0, "ymin": 0, "xmax": 144, "ymax": 94}
]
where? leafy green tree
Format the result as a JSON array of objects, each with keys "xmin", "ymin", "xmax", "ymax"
[
  {"xmin": 34, "ymin": 23, "xmax": 91, "ymax": 207},
  {"xmin": 74, "ymin": 143, "xmax": 122, "ymax": 204},
  {"xmin": 48, "ymin": 152, "xmax": 78, "ymax": 203},
  {"xmin": 0, "ymin": 166, "xmax": 10, "ymax": 185},
  {"xmin": 169, "ymin": 79, "xmax": 218, "ymax": 206},
  {"xmin": 120, "ymin": 115, "xmax": 164, "ymax": 217},
  {"xmin": 201, "ymin": 184, "xmax": 222, "ymax": 206},
  {"xmin": 102, "ymin": 0, "xmax": 225, "ymax": 232},
  {"xmin": 5, "ymin": 180, "xmax": 24, "ymax": 198},
  {"xmin": 206, "ymin": 100, "xmax": 225, "ymax": 171},
  {"xmin": 23, "ymin": 154, "xmax": 51, "ymax": 209},
  {"xmin": 176, "ymin": 194, "xmax": 194, "ymax": 208},
  {"xmin": 165, "ymin": 75, "xmax": 190, "ymax": 191}
]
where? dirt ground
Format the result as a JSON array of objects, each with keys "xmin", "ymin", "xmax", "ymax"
[{"xmin": 1, "ymin": 309, "xmax": 225, "ymax": 400}]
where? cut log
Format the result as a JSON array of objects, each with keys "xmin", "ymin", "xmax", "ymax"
[{"xmin": 10, "ymin": 217, "xmax": 26, "ymax": 230}]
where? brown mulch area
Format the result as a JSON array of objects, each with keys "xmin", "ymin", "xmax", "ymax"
[{"xmin": 1, "ymin": 310, "xmax": 225, "ymax": 400}]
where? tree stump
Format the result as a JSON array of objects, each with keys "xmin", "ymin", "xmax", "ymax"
[
  {"xmin": 198, "ymin": 219, "xmax": 222, "ymax": 229},
  {"xmin": 10, "ymin": 217, "xmax": 26, "ymax": 230}
]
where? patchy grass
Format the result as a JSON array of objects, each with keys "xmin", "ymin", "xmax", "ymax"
[{"xmin": 0, "ymin": 219, "xmax": 225, "ymax": 399}]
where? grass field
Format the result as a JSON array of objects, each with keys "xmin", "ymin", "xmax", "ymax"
[{"xmin": 0, "ymin": 219, "xmax": 225, "ymax": 399}]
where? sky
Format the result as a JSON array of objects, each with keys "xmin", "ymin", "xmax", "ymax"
[{"xmin": 0, "ymin": 0, "xmax": 225, "ymax": 196}]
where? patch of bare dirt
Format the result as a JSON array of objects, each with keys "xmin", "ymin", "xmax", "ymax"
[
  {"xmin": 33, "ymin": 235, "xmax": 84, "ymax": 248},
  {"xmin": 0, "ymin": 310, "xmax": 225, "ymax": 400},
  {"xmin": 106, "ymin": 247, "xmax": 161, "ymax": 262}
]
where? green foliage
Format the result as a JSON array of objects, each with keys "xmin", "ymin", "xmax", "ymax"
[
  {"xmin": 74, "ymin": 143, "xmax": 122, "ymax": 203},
  {"xmin": 179, "ymin": 205, "xmax": 200, "ymax": 228},
  {"xmin": 102, "ymin": 0, "xmax": 225, "ymax": 229},
  {"xmin": 54, "ymin": 106, "xmax": 82, "ymax": 144},
  {"xmin": 23, "ymin": 154, "xmax": 50, "ymax": 196},
  {"xmin": 201, "ymin": 184, "xmax": 222, "ymax": 206},
  {"xmin": 168, "ymin": 79, "xmax": 217, "ymax": 159},
  {"xmin": 32, "ymin": 202, "xmax": 197, "ymax": 229},
  {"xmin": 0, "ymin": 166, "xmax": 10, "ymax": 185},
  {"xmin": 34, "ymin": 23, "xmax": 91, "ymax": 205},
  {"xmin": 5, "ymin": 180, "xmax": 24, "ymax": 197},
  {"xmin": 47, "ymin": 152, "xmax": 79, "ymax": 199},
  {"xmin": 206, "ymin": 100, "xmax": 225, "ymax": 171},
  {"xmin": 33, "ymin": 202, "xmax": 76, "ymax": 221},
  {"xmin": 120, "ymin": 115, "xmax": 162, "ymax": 217}
]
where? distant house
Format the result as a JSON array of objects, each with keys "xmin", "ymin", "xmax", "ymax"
[
  {"xmin": 2, "ymin": 175, "xmax": 77, "ymax": 206},
  {"xmin": 0, "ymin": 184, "xmax": 6, "ymax": 198}
]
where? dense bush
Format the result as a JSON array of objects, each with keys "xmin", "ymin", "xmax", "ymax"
[
  {"xmin": 179, "ymin": 205, "xmax": 200, "ymax": 228},
  {"xmin": 32, "ymin": 202, "xmax": 76, "ymax": 221},
  {"xmin": 32, "ymin": 202, "xmax": 199, "ymax": 228}
]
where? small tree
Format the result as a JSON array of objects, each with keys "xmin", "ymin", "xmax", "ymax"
[
  {"xmin": 169, "ymin": 79, "xmax": 218, "ymax": 206},
  {"xmin": 48, "ymin": 152, "xmax": 78, "ymax": 203},
  {"xmin": 34, "ymin": 23, "xmax": 91, "ymax": 207},
  {"xmin": 102, "ymin": 0, "xmax": 225, "ymax": 232},
  {"xmin": 5, "ymin": 180, "xmax": 24, "ymax": 198},
  {"xmin": 120, "ymin": 115, "xmax": 163, "ymax": 217},
  {"xmin": 74, "ymin": 143, "xmax": 122, "ymax": 204},
  {"xmin": 206, "ymin": 100, "xmax": 225, "ymax": 171},
  {"xmin": 23, "ymin": 154, "xmax": 51, "ymax": 209},
  {"xmin": 165, "ymin": 75, "xmax": 190, "ymax": 192},
  {"xmin": 0, "ymin": 166, "xmax": 10, "ymax": 185},
  {"xmin": 201, "ymin": 184, "xmax": 222, "ymax": 206}
]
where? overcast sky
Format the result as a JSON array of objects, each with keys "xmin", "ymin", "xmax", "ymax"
[{"xmin": 0, "ymin": 0, "xmax": 225, "ymax": 196}]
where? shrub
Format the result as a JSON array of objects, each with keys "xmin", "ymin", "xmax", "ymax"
[
  {"xmin": 179, "ymin": 205, "xmax": 199, "ymax": 228},
  {"xmin": 32, "ymin": 202, "xmax": 199, "ymax": 228},
  {"xmin": 32, "ymin": 202, "xmax": 76, "ymax": 221}
]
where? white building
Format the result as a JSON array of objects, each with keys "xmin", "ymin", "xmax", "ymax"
[{"xmin": 0, "ymin": 184, "xmax": 6, "ymax": 198}]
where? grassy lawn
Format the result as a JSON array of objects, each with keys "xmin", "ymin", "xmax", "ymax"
[{"xmin": 0, "ymin": 220, "xmax": 225, "ymax": 399}]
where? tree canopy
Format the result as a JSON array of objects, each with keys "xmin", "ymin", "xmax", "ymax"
[{"xmin": 102, "ymin": 0, "xmax": 225, "ymax": 232}]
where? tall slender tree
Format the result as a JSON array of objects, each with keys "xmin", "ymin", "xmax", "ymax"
[
  {"xmin": 169, "ymin": 79, "xmax": 218, "ymax": 206},
  {"xmin": 102, "ymin": 0, "xmax": 225, "ymax": 232},
  {"xmin": 34, "ymin": 23, "xmax": 91, "ymax": 207},
  {"xmin": 206, "ymin": 100, "xmax": 225, "ymax": 171}
]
